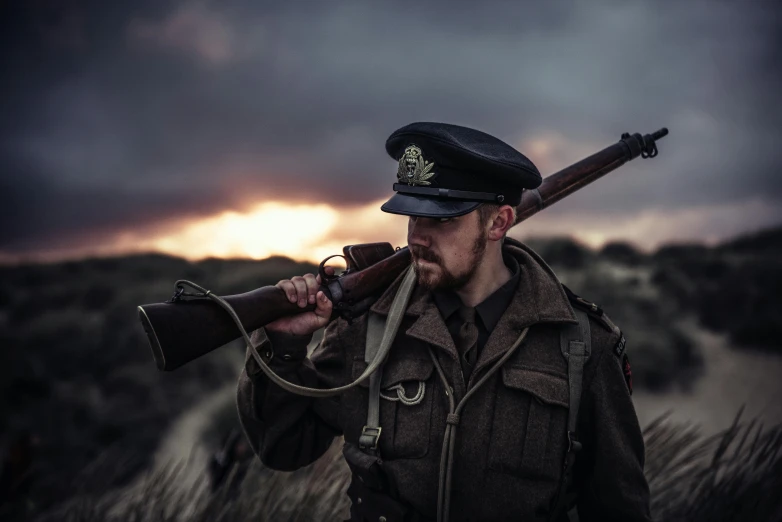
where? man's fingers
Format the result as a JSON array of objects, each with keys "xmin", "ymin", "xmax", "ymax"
[
  {"xmin": 281, "ymin": 269, "xmax": 335, "ymax": 308},
  {"xmin": 316, "ymin": 266, "xmax": 337, "ymax": 285},
  {"xmin": 314, "ymin": 290, "xmax": 333, "ymax": 320},
  {"xmin": 277, "ymin": 280, "xmax": 296, "ymax": 303},
  {"xmin": 303, "ymin": 274, "xmax": 318, "ymax": 304},
  {"xmin": 290, "ymin": 277, "xmax": 308, "ymax": 307}
]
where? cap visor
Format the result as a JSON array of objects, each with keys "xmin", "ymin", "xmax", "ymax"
[{"xmin": 380, "ymin": 193, "xmax": 482, "ymax": 218}]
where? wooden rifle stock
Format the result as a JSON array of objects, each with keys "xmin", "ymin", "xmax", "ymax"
[
  {"xmin": 138, "ymin": 127, "xmax": 668, "ymax": 371},
  {"xmin": 137, "ymin": 246, "xmax": 412, "ymax": 371}
]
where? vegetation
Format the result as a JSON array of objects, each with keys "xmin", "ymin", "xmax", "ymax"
[
  {"xmin": 32, "ymin": 411, "xmax": 782, "ymax": 522},
  {"xmin": 1, "ymin": 226, "xmax": 780, "ymax": 520}
]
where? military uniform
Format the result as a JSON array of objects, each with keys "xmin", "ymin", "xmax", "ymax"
[{"xmin": 236, "ymin": 123, "xmax": 651, "ymax": 521}]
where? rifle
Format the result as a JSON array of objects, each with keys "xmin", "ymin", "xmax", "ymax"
[{"xmin": 138, "ymin": 128, "xmax": 669, "ymax": 372}]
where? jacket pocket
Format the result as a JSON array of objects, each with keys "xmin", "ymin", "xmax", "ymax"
[
  {"xmin": 349, "ymin": 357, "xmax": 435, "ymax": 459},
  {"xmin": 488, "ymin": 365, "xmax": 569, "ymax": 481}
]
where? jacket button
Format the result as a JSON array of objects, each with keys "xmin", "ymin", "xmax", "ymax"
[
  {"xmin": 357, "ymin": 497, "xmax": 362, "ymax": 504},
  {"xmin": 379, "ymin": 517, "xmax": 387, "ymax": 522}
]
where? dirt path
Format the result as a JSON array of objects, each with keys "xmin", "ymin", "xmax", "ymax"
[
  {"xmin": 110, "ymin": 381, "xmax": 239, "ymax": 517},
  {"xmin": 634, "ymin": 320, "xmax": 782, "ymax": 434}
]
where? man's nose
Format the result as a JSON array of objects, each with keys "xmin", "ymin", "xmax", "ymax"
[{"xmin": 408, "ymin": 217, "xmax": 432, "ymax": 247}]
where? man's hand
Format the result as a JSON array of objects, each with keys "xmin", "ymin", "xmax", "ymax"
[{"xmin": 265, "ymin": 267, "xmax": 334, "ymax": 336}]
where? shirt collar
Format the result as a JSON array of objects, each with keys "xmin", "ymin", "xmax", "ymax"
[{"xmin": 432, "ymin": 252, "xmax": 521, "ymax": 332}]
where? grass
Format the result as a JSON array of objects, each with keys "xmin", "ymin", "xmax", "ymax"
[
  {"xmin": 2, "ymin": 229, "xmax": 780, "ymax": 519},
  {"xmin": 645, "ymin": 409, "xmax": 782, "ymax": 521},
  {"xmin": 31, "ymin": 411, "xmax": 782, "ymax": 522}
]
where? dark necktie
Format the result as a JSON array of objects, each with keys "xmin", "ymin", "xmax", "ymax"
[{"xmin": 456, "ymin": 306, "xmax": 479, "ymax": 383}]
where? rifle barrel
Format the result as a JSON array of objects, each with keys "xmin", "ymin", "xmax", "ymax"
[{"xmin": 515, "ymin": 128, "xmax": 668, "ymax": 223}]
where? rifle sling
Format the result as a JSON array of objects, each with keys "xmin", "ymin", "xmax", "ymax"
[{"xmin": 194, "ymin": 265, "xmax": 416, "ymax": 397}]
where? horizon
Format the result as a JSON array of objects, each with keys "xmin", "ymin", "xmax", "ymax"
[{"xmin": 1, "ymin": 219, "xmax": 778, "ymax": 267}]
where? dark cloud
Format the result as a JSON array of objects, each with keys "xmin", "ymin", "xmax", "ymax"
[{"xmin": 1, "ymin": 0, "xmax": 781, "ymax": 253}]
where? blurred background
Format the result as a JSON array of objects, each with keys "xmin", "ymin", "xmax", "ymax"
[{"xmin": 1, "ymin": 0, "xmax": 780, "ymax": 520}]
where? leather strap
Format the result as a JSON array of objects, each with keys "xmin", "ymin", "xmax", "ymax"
[{"xmin": 393, "ymin": 183, "xmax": 504, "ymax": 203}]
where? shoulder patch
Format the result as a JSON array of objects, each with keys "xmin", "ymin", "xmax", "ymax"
[
  {"xmin": 622, "ymin": 352, "xmax": 633, "ymax": 395},
  {"xmin": 613, "ymin": 333, "xmax": 627, "ymax": 358},
  {"xmin": 561, "ymin": 284, "xmax": 614, "ymax": 332}
]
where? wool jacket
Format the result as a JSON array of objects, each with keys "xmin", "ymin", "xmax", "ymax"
[{"xmin": 236, "ymin": 238, "xmax": 651, "ymax": 521}]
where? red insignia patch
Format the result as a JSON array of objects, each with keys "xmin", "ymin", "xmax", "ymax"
[{"xmin": 622, "ymin": 353, "xmax": 633, "ymax": 395}]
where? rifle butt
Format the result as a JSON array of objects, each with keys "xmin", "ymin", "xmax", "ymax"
[{"xmin": 137, "ymin": 285, "xmax": 318, "ymax": 371}]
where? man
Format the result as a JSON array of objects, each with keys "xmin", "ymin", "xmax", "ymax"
[{"xmin": 237, "ymin": 122, "xmax": 651, "ymax": 521}]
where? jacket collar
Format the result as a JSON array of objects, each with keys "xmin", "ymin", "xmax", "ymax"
[{"xmin": 369, "ymin": 238, "xmax": 578, "ymax": 369}]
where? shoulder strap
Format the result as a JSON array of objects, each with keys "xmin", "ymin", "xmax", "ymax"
[
  {"xmin": 551, "ymin": 308, "xmax": 591, "ymax": 520},
  {"xmin": 562, "ymin": 308, "xmax": 591, "ymax": 439},
  {"xmin": 358, "ymin": 269, "xmax": 417, "ymax": 454},
  {"xmin": 358, "ymin": 312, "xmax": 386, "ymax": 453}
]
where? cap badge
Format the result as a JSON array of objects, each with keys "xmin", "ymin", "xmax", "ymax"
[{"xmin": 397, "ymin": 145, "xmax": 436, "ymax": 186}]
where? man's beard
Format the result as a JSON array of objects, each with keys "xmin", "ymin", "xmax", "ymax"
[{"xmin": 411, "ymin": 230, "xmax": 488, "ymax": 291}]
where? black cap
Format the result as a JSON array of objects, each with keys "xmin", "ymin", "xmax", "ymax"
[{"xmin": 381, "ymin": 122, "xmax": 542, "ymax": 218}]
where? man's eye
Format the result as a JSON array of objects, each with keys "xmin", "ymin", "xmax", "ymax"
[{"xmin": 438, "ymin": 218, "xmax": 452, "ymax": 223}]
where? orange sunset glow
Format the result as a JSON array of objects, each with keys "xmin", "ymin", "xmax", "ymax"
[
  {"xmin": 90, "ymin": 197, "xmax": 780, "ymax": 265},
  {"xmin": 2, "ymin": 196, "xmax": 778, "ymax": 266},
  {"xmin": 117, "ymin": 200, "xmax": 410, "ymax": 264}
]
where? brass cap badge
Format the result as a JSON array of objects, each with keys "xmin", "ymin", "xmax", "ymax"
[{"xmin": 396, "ymin": 145, "xmax": 436, "ymax": 186}]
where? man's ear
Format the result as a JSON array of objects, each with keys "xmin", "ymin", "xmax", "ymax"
[{"xmin": 487, "ymin": 205, "xmax": 515, "ymax": 241}]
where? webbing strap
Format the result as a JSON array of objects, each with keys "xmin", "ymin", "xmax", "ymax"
[
  {"xmin": 565, "ymin": 312, "xmax": 590, "ymax": 436},
  {"xmin": 551, "ymin": 308, "xmax": 591, "ymax": 521},
  {"xmin": 357, "ymin": 267, "xmax": 419, "ymax": 452},
  {"xmin": 359, "ymin": 312, "xmax": 386, "ymax": 452}
]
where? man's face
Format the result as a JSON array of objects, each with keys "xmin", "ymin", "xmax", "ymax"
[{"xmin": 407, "ymin": 210, "xmax": 488, "ymax": 291}]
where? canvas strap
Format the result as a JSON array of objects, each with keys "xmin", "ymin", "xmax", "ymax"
[
  {"xmin": 357, "ymin": 266, "xmax": 419, "ymax": 452},
  {"xmin": 551, "ymin": 308, "xmax": 591, "ymax": 520},
  {"xmin": 358, "ymin": 311, "xmax": 386, "ymax": 453}
]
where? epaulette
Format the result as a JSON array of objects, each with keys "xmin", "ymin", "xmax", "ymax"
[
  {"xmin": 563, "ymin": 285, "xmax": 632, "ymax": 393},
  {"xmin": 562, "ymin": 284, "xmax": 616, "ymax": 333}
]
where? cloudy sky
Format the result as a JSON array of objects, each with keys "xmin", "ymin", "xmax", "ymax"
[{"xmin": 1, "ymin": 0, "xmax": 780, "ymax": 263}]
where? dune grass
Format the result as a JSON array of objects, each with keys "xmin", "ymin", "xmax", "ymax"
[{"xmin": 38, "ymin": 411, "xmax": 782, "ymax": 522}]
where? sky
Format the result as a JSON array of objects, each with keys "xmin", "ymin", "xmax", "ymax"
[{"xmin": 1, "ymin": 0, "xmax": 780, "ymax": 263}]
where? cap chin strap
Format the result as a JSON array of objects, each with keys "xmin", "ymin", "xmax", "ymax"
[
  {"xmin": 183, "ymin": 265, "xmax": 417, "ymax": 397},
  {"xmin": 393, "ymin": 183, "xmax": 506, "ymax": 203}
]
